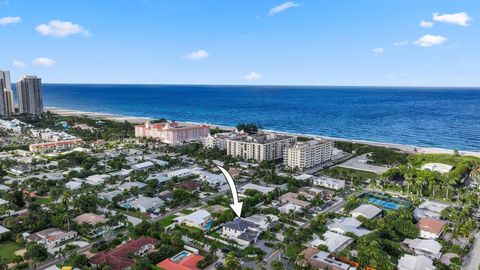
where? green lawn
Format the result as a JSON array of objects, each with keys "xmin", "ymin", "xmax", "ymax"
[
  {"xmin": 158, "ymin": 215, "xmax": 177, "ymax": 227},
  {"xmin": 322, "ymin": 166, "xmax": 378, "ymax": 181},
  {"xmin": 0, "ymin": 241, "xmax": 22, "ymax": 263},
  {"xmin": 181, "ymin": 209, "xmax": 194, "ymax": 215},
  {"xmin": 285, "ymin": 245, "xmax": 302, "ymax": 258},
  {"xmin": 33, "ymin": 197, "xmax": 53, "ymax": 205}
]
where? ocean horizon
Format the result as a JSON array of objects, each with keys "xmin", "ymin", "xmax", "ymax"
[{"xmin": 26, "ymin": 84, "xmax": 480, "ymax": 152}]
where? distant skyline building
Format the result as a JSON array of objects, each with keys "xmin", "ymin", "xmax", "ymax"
[
  {"xmin": 0, "ymin": 70, "xmax": 13, "ymax": 117},
  {"xmin": 16, "ymin": 75, "xmax": 44, "ymax": 116}
]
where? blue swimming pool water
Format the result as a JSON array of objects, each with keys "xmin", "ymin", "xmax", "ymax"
[
  {"xmin": 203, "ymin": 220, "xmax": 213, "ymax": 230},
  {"xmin": 171, "ymin": 251, "xmax": 191, "ymax": 262}
]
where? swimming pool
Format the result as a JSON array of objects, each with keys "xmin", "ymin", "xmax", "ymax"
[
  {"xmin": 203, "ymin": 220, "xmax": 213, "ymax": 230},
  {"xmin": 171, "ymin": 251, "xmax": 191, "ymax": 262},
  {"xmin": 368, "ymin": 197, "xmax": 402, "ymax": 210}
]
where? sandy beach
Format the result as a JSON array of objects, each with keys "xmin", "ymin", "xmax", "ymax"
[{"xmin": 46, "ymin": 107, "xmax": 480, "ymax": 158}]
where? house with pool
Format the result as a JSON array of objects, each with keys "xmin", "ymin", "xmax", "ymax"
[{"xmin": 174, "ymin": 210, "xmax": 213, "ymax": 230}]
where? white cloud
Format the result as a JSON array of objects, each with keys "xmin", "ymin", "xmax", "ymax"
[
  {"xmin": 433, "ymin": 12, "xmax": 472, "ymax": 26},
  {"xmin": 0, "ymin": 16, "xmax": 21, "ymax": 25},
  {"xmin": 269, "ymin": 2, "xmax": 299, "ymax": 16},
  {"xmin": 32, "ymin": 57, "xmax": 56, "ymax": 67},
  {"xmin": 35, "ymin": 20, "xmax": 90, "ymax": 37},
  {"xmin": 185, "ymin": 50, "xmax": 209, "ymax": 60},
  {"xmin": 414, "ymin": 34, "xmax": 446, "ymax": 47},
  {"xmin": 372, "ymin": 48, "xmax": 384, "ymax": 54},
  {"xmin": 244, "ymin": 72, "xmax": 261, "ymax": 81},
  {"xmin": 420, "ymin": 21, "xmax": 434, "ymax": 28},
  {"xmin": 393, "ymin": 40, "xmax": 409, "ymax": 46},
  {"xmin": 12, "ymin": 60, "xmax": 26, "ymax": 68}
]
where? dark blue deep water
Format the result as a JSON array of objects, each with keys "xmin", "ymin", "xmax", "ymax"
[{"xmin": 38, "ymin": 84, "xmax": 480, "ymax": 151}]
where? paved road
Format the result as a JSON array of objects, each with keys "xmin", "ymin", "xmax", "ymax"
[{"xmin": 462, "ymin": 232, "xmax": 480, "ymax": 270}]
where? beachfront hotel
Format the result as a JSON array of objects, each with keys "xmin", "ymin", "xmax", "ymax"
[
  {"xmin": 226, "ymin": 133, "xmax": 296, "ymax": 162},
  {"xmin": 0, "ymin": 70, "xmax": 15, "ymax": 117},
  {"xmin": 16, "ymin": 75, "xmax": 44, "ymax": 117},
  {"xmin": 283, "ymin": 139, "xmax": 334, "ymax": 170},
  {"xmin": 134, "ymin": 121, "xmax": 210, "ymax": 145}
]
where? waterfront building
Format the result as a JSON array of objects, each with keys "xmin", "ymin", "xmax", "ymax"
[
  {"xmin": 135, "ymin": 121, "xmax": 210, "ymax": 145},
  {"xmin": 226, "ymin": 133, "xmax": 296, "ymax": 162},
  {"xmin": 202, "ymin": 130, "xmax": 247, "ymax": 150},
  {"xmin": 283, "ymin": 139, "xmax": 333, "ymax": 170},
  {"xmin": 16, "ymin": 75, "xmax": 44, "ymax": 116}
]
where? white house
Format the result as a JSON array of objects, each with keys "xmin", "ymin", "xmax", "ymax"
[
  {"xmin": 85, "ymin": 174, "xmax": 109, "ymax": 185},
  {"xmin": 240, "ymin": 183, "xmax": 275, "ymax": 195},
  {"xmin": 327, "ymin": 217, "xmax": 371, "ymax": 237},
  {"xmin": 313, "ymin": 176, "xmax": 345, "ymax": 190},
  {"xmin": 421, "ymin": 163, "xmax": 453, "ymax": 174},
  {"xmin": 167, "ymin": 168, "xmax": 193, "ymax": 178},
  {"xmin": 414, "ymin": 200, "xmax": 449, "ymax": 220},
  {"xmin": 193, "ymin": 171, "xmax": 226, "ymax": 187},
  {"xmin": 416, "ymin": 217, "xmax": 447, "ymax": 239},
  {"xmin": 118, "ymin": 181, "xmax": 147, "ymax": 191},
  {"xmin": 309, "ymin": 231, "xmax": 353, "ymax": 253},
  {"xmin": 121, "ymin": 196, "xmax": 164, "ymax": 213},
  {"xmin": 350, "ymin": 204, "xmax": 382, "ymax": 219},
  {"xmin": 131, "ymin": 161, "xmax": 155, "ymax": 171},
  {"xmin": 397, "ymin": 254, "xmax": 435, "ymax": 270},
  {"xmin": 65, "ymin": 180, "xmax": 82, "ymax": 190},
  {"xmin": 24, "ymin": 228, "xmax": 78, "ymax": 249},
  {"xmin": 403, "ymin": 238, "xmax": 442, "ymax": 259},
  {"xmin": 150, "ymin": 158, "xmax": 169, "ymax": 167},
  {"xmin": 222, "ymin": 218, "xmax": 262, "ymax": 247},
  {"xmin": 175, "ymin": 210, "xmax": 212, "ymax": 230},
  {"xmin": 244, "ymin": 214, "xmax": 279, "ymax": 230}
]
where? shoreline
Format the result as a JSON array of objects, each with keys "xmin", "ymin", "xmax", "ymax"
[{"xmin": 46, "ymin": 107, "xmax": 480, "ymax": 158}]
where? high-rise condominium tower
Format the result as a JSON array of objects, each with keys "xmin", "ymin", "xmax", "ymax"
[
  {"xmin": 0, "ymin": 70, "xmax": 15, "ymax": 116},
  {"xmin": 17, "ymin": 75, "xmax": 44, "ymax": 116}
]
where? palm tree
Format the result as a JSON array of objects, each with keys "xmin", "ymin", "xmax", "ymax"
[
  {"xmin": 275, "ymin": 241, "xmax": 286, "ymax": 260},
  {"xmin": 209, "ymin": 244, "xmax": 218, "ymax": 256},
  {"xmin": 224, "ymin": 252, "xmax": 241, "ymax": 270},
  {"xmin": 255, "ymin": 256, "xmax": 266, "ymax": 270},
  {"xmin": 270, "ymin": 260, "xmax": 285, "ymax": 270},
  {"xmin": 54, "ymin": 247, "xmax": 66, "ymax": 264}
]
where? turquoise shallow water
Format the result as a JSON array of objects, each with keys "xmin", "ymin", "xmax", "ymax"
[{"xmin": 33, "ymin": 84, "xmax": 480, "ymax": 152}]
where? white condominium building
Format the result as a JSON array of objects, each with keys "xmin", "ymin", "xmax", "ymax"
[
  {"xmin": 283, "ymin": 139, "xmax": 333, "ymax": 170},
  {"xmin": 226, "ymin": 133, "xmax": 296, "ymax": 162},
  {"xmin": 202, "ymin": 130, "xmax": 248, "ymax": 150}
]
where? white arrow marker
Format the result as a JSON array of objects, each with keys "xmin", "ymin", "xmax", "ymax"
[{"xmin": 218, "ymin": 166, "xmax": 243, "ymax": 217}]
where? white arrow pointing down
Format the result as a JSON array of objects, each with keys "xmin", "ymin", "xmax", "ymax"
[{"xmin": 218, "ymin": 166, "xmax": 243, "ymax": 217}]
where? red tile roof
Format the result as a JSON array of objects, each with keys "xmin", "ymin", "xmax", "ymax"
[
  {"xmin": 157, "ymin": 253, "xmax": 205, "ymax": 270},
  {"xmin": 416, "ymin": 217, "xmax": 447, "ymax": 235},
  {"xmin": 90, "ymin": 237, "xmax": 159, "ymax": 270}
]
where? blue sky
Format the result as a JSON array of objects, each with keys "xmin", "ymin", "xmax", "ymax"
[{"xmin": 1, "ymin": 0, "xmax": 479, "ymax": 86}]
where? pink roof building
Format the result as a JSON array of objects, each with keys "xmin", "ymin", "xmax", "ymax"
[{"xmin": 135, "ymin": 121, "xmax": 209, "ymax": 145}]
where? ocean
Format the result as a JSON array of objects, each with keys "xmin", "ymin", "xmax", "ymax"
[{"xmin": 38, "ymin": 84, "xmax": 480, "ymax": 152}]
